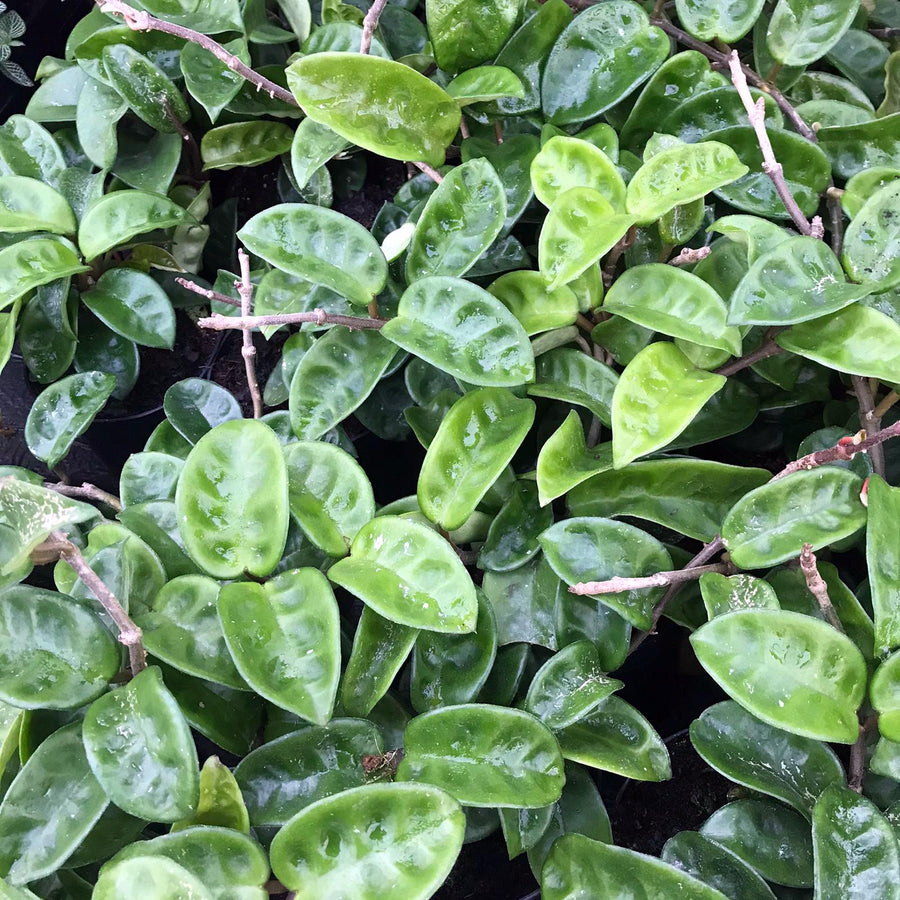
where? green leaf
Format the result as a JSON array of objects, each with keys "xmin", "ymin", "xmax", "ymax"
[
  {"xmin": 0, "ymin": 238, "xmax": 87, "ymax": 311},
  {"xmin": 872, "ymin": 650, "xmax": 900, "ymax": 741},
  {"xmin": 271, "ymin": 783, "xmax": 464, "ymax": 898},
  {"xmin": 290, "ymin": 118, "xmax": 349, "ymax": 191},
  {"xmin": 446, "ymin": 66, "xmax": 524, "ymax": 105},
  {"xmin": 867, "ymin": 475, "xmax": 900, "ymax": 658},
  {"xmin": 218, "ymin": 568, "xmax": 340, "ymax": 725},
  {"xmin": 605, "ymin": 264, "xmax": 741, "ymax": 354},
  {"xmin": 690, "ymin": 609, "xmax": 867, "ymax": 743},
  {"xmin": 542, "ymin": 834, "xmax": 727, "ymax": 900},
  {"xmin": 524, "ymin": 641, "xmax": 622, "ymax": 730},
  {"xmin": 538, "ymin": 187, "xmax": 633, "ymax": 290},
  {"xmin": 405, "ymin": 159, "xmax": 506, "ymax": 283},
  {"xmin": 0, "ymin": 176, "xmax": 75, "ymax": 235},
  {"xmin": 113, "ymin": 132, "xmax": 183, "ymax": 195},
  {"xmin": 626, "ymin": 140, "xmax": 749, "ymax": 224},
  {"xmin": 201, "ymin": 121, "xmax": 293, "ymax": 171},
  {"xmin": 411, "ymin": 591, "xmax": 498, "ymax": 711},
  {"xmin": 74, "ymin": 313, "xmax": 140, "ymax": 401},
  {"xmin": 82, "ymin": 268, "xmax": 176, "ymax": 349},
  {"xmin": 0, "ymin": 586, "xmax": 118, "ymax": 710},
  {"xmin": 398, "ymin": 704, "xmax": 565, "ymax": 807},
  {"xmin": 180, "ymin": 37, "xmax": 249, "ymax": 123},
  {"xmin": 426, "ymin": 0, "xmax": 519, "ymax": 72},
  {"xmin": 289, "ymin": 329, "xmax": 397, "ymax": 439},
  {"xmin": 721, "ymin": 468, "xmax": 866, "ymax": 569},
  {"xmin": 0, "ymin": 116, "xmax": 66, "ymax": 183},
  {"xmin": 25, "ymin": 371, "xmax": 116, "ymax": 469},
  {"xmin": 612, "ymin": 343, "xmax": 726, "ymax": 469},
  {"xmin": 539, "ymin": 517, "xmax": 672, "ymax": 629},
  {"xmin": 287, "ymin": 53, "xmax": 460, "ymax": 167},
  {"xmin": 843, "ymin": 180, "xmax": 900, "ymax": 289},
  {"xmin": 101, "ymin": 44, "xmax": 189, "ymax": 133},
  {"xmin": 767, "ymin": 0, "xmax": 860, "ymax": 66},
  {"xmin": 568, "ymin": 458, "xmax": 770, "ymax": 543},
  {"xmin": 488, "ymin": 270, "xmax": 578, "ymax": 336},
  {"xmin": 700, "ymin": 799, "xmax": 813, "ymax": 887},
  {"xmin": 78, "ymin": 190, "xmax": 186, "ymax": 261},
  {"xmin": 283, "ymin": 440, "xmax": 374, "ymax": 558},
  {"xmin": 381, "ymin": 276, "xmax": 534, "ymax": 387},
  {"xmin": 536, "ymin": 414, "xmax": 614, "ymax": 508},
  {"xmin": 418, "ymin": 388, "xmax": 534, "ymax": 531},
  {"xmin": 136, "ymin": 575, "xmax": 244, "ymax": 689},
  {"xmin": 94, "ymin": 855, "xmax": 212, "ymax": 899},
  {"xmin": 172, "ymin": 757, "xmax": 250, "ymax": 833},
  {"xmin": 234, "ymin": 719, "xmax": 382, "ymax": 826},
  {"xmin": 76, "ymin": 77, "xmax": 127, "ymax": 171},
  {"xmin": 0, "ymin": 723, "xmax": 108, "ymax": 885},
  {"xmin": 699, "ymin": 572, "xmax": 781, "ymax": 617},
  {"xmin": 119, "ymin": 452, "xmax": 183, "ymax": 508},
  {"xmin": 690, "ymin": 701, "xmax": 845, "ymax": 818},
  {"xmin": 529, "ymin": 348, "xmax": 619, "ymax": 427},
  {"xmin": 163, "ymin": 379, "xmax": 242, "ymax": 445},
  {"xmin": 479, "ymin": 481, "xmax": 552, "ymax": 572},
  {"xmin": 328, "ymin": 515, "xmax": 477, "ymax": 633},
  {"xmin": 813, "ymin": 785, "xmax": 900, "ymax": 898},
  {"xmin": 541, "ymin": 1, "xmax": 668, "ymax": 126},
  {"xmin": 675, "ymin": 0, "xmax": 765, "ymax": 41},
  {"xmin": 176, "ymin": 419, "xmax": 289, "ymax": 579},
  {"xmin": 531, "ymin": 136, "xmax": 625, "ymax": 211},
  {"xmin": 661, "ymin": 831, "xmax": 777, "ymax": 900},
  {"xmin": 83, "ymin": 666, "xmax": 199, "ymax": 822}
]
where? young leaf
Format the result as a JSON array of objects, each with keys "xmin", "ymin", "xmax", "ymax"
[
  {"xmin": 536, "ymin": 414, "xmax": 615, "ymax": 508},
  {"xmin": 488, "ymin": 270, "xmax": 578, "ymax": 336},
  {"xmin": 172, "ymin": 757, "xmax": 250, "ymax": 833},
  {"xmin": 531, "ymin": 136, "xmax": 625, "ymax": 210},
  {"xmin": 871, "ymin": 651, "xmax": 900, "ymax": 741},
  {"xmin": 180, "ymin": 37, "xmax": 249, "ymax": 123}
]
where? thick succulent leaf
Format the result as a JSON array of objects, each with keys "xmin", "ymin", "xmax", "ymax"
[
  {"xmin": 426, "ymin": 0, "xmax": 519, "ymax": 73},
  {"xmin": 234, "ymin": 719, "xmax": 383, "ymax": 826},
  {"xmin": 287, "ymin": 53, "xmax": 460, "ymax": 166},
  {"xmin": 721, "ymin": 468, "xmax": 866, "ymax": 569},
  {"xmin": 531, "ymin": 136, "xmax": 625, "ymax": 210},
  {"xmin": 163, "ymin": 379, "xmax": 242, "ymax": 445},
  {"xmin": 605, "ymin": 264, "xmax": 741, "ymax": 354},
  {"xmin": 611, "ymin": 343, "xmax": 726, "ymax": 469},
  {"xmin": 329, "ymin": 515, "xmax": 477, "ymax": 633},
  {"xmin": 405, "ymin": 158, "xmax": 506, "ymax": 283},
  {"xmin": 541, "ymin": 1, "xmax": 668, "ymax": 126},
  {"xmin": 93, "ymin": 854, "xmax": 212, "ymax": 899},
  {"xmin": 868, "ymin": 476, "xmax": 900, "ymax": 658},
  {"xmin": 479, "ymin": 481, "xmax": 552, "ymax": 572},
  {"xmin": 0, "ymin": 176, "xmax": 75, "ymax": 235},
  {"xmin": 539, "ymin": 517, "xmax": 672, "ymax": 629},
  {"xmin": 446, "ymin": 66, "xmax": 524, "ymax": 105},
  {"xmin": 767, "ymin": 0, "xmax": 861, "ymax": 66},
  {"xmin": 872, "ymin": 650, "xmax": 900, "ymax": 741},
  {"xmin": 397, "ymin": 704, "xmax": 565, "ymax": 807},
  {"xmin": 690, "ymin": 609, "xmax": 867, "ymax": 743},
  {"xmin": 238, "ymin": 204, "xmax": 387, "ymax": 306},
  {"xmin": 813, "ymin": 785, "xmax": 900, "ymax": 899},
  {"xmin": 25, "ymin": 372, "xmax": 115, "ymax": 469},
  {"xmin": 542, "ymin": 834, "xmax": 727, "ymax": 900},
  {"xmin": 699, "ymin": 572, "xmax": 781, "ymax": 617},
  {"xmin": 0, "ymin": 723, "xmax": 108, "ymax": 886},
  {"xmin": 488, "ymin": 270, "xmax": 578, "ymax": 336},
  {"xmin": 381, "ymin": 277, "xmax": 534, "ymax": 387},
  {"xmin": 842, "ymin": 180, "xmax": 900, "ymax": 289},
  {"xmin": 83, "ymin": 666, "xmax": 199, "ymax": 822},
  {"xmin": 0, "ymin": 238, "xmax": 88, "ymax": 311},
  {"xmin": 218, "ymin": 568, "xmax": 340, "ymax": 725},
  {"xmin": 568, "ymin": 458, "xmax": 769, "ymax": 543},
  {"xmin": 181, "ymin": 37, "xmax": 249, "ymax": 123},
  {"xmin": 119, "ymin": 452, "xmax": 183, "ymax": 508},
  {"xmin": 690, "ymin": 701, "xmax": 845, "ymax": 818},
  {"xmin": 536, "ymin": 413, "xmax": 614, "ymax": 508},
  {"xmin": 176, "ymin": 419, "xmax": 290, "ymax": 579},
  {"xmin": 271, "ymin": 783, "xmax": 465, "ymax": 899},
  {"xmin": 201, "ymin": 121, "xmax": 294, "ymax": 171},
  {"xmin": 528, "ymin": 348, "xmax": 618, "ymax": 427},
  {"xmin": 290, "ymin": 118, "xmax": 349, "ymax": 191},
  {"xmin": 675, "ymin": 0, "xmax": 765, "ymax": 41},
  {"xmin": 418, "ymin": 388, "xmax": 534, "ymax": 531}
]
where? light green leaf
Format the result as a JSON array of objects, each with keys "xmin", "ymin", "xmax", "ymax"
[
  {"xmin": 0, "ymin": 238, "xmax": 87, "ymax": 311},
  {"xmin": 531, "ymin": 136, "xmax": 625, "ymax": 210},
  {"xmin": 528, "ymin": 348, "xmax": 619, "ymax": 427},
  {"xmin": 767, "ymin": 0, "xmax": 861, "ymax": 66},
  {"xmin": 0, "ymin": 176, "xmax": 75, "ymax": 235},
  {"xmin": 842, "ymin": 179, "xmax": 900, "ymax": 289},
  {"xmin": 536, "ymin": 413, "xmax": 614, "ymax": 508}
]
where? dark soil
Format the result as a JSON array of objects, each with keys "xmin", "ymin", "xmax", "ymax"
[{"xmin": 332, "ymin": 154, "xmax": 407, "ymax": 230}]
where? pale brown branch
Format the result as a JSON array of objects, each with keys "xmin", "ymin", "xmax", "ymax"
[
  {"xmin": 175, "ymin": 277, "xmax": 241, "ymax": 308},
  {"xmin": 569, "ymin": 562, "xmax": 730, "ymax": 596},
  {"xmin": 360, "ymin": 0, "xmax": 389, "ymax": 54},
  {"xmin": 237, "ymin": 249, "xmax": 263, "ymax": 419},
  {"xmin": 849, "ymin": 716, "xmax": 877, "ymax": 793},
  {"xmin": 198, "ymin": 311, "xmax": 386, "ymax": 331},
  {"xmin": 412, "ymin": 161, "xmax": 444, "ymax": 183},
  {"xmin": 727, "ymin": 51, "xmax": 820, "ymax": 237},
  {"xmin": 97, "ymin": 0, "xmax": 298, "ymax": 107},
  {"xmin": 852, "ymin": 375, "xmax": 885, "ymax": 478},
  {"xmin": 715, "ymin": 327, "xmax": 786, "ymax": 377},
  {"xmin": 44, "ymin": 482, "xmax": 122, "ymax": 512},
  {"xmin": 51, "ymin": 532, "xmax": 146, "ymax": 675},
  {"xmin": 875, "ymin": 390, "xmax": 899, "ymax": 419},
  {"xmin": 668, "ymin": 246, "xmax": 711, "ymax": 266},
  {"xmin": 799, "ymin": 543, "xmax": 844, "ymax": 632}
]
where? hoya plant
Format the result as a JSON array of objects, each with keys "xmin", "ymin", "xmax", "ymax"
[{"xmin": 0, "ymin": 0, "xmax": 899, "ymax": 896}]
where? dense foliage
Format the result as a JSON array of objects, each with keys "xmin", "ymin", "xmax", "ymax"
[{"xmin": 0, "ymin": 0, "xmax": 899, "ymax": 896}]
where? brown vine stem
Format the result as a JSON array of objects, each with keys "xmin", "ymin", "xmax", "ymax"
[
  {"xmin": 97, "ymin": 0, "xmax": 298, "ymax": 106},
  {"xmin": 799, "ymin": 543, "xmax": 844, "ymax": 632},
  {"xmin": 714, "ymin": 327, "xmax": 786, "ymax": 377},
  {"xmin": 569, "ymin": 562, "xmax": 730, "ymax": 596},
  {"xmin": 668, "ymin": 245, "xmax": 711, "ymax": 266},
  {"xmin": 870, "ymin": 27, "xmax": 900, "ymax": 40},
  {"xmin": 51, "ymin": 531, "xmax": 146, "ymax": 676},
  {"xmin": 875, "ymin": 390, "xmax": 899, "ymax": 419},
  {"xmin": 175, "ymin": 277, "xmax": 241, "ymax": 308},
  {"xmin": 44, "ymin": 482, "xmax": 122, "ymax": 512},
  {"xmin": 412, "ymin": 161, "xmax": 444, "ymax": 183},
  {"xmin": 849, "ymin": 716, "xmax": 877, "ymax": 794},
  {"xmin": 236, "ymin": 249, "xmax": 263, "ymax": 419},
  {"xmin": 852, "ymin": 375, "xmax": 886, "ymax": 478},
  {"xmin": 727, "ymin": 51, "xmax": 822, "ymax": 238},
  {"xmin": 602, "ymin": 225, "xmax": 636, "ymax": 288},
  {"xmin": 359, "ymin": 0, "xmax": 389, "ymax": 54},
  {"xmin": 198, "ymin": 311, "xmax": 387, "ymax": 331}
]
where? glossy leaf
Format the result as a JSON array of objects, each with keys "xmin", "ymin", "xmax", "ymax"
[
  {"xmin": 536, "ymin": 414, "xmax": 614, "ymax": 508},
  {"xmin": 171, "ymin": 757, "xmax": 249, "ymax": 833},
  {"xmin": 83, "ymin": 666, "xmax": 199, "ymax": 822},
  {"xmin": 721, "ymin": 468, "xmax": 866, "ymax": 568},
  {"xmin": 0, "ymin": 238, "xmax": 87, "ymax": 311},
  {"xmin": 767, "ymin": 0, "xmax": 860, "ymax": 66},
  {"xmin": 180, "ymin": 37, "xmax": 249, "ymax": 123},
  {"xmin": 612, "ymin": 343, "xmax": 726, "ymax": 469},
  {"xmin": 843, "ymin": 180, "xmax": 900, "ymax": 289},
  {"xmin": 690, "ymin": 701, "xmax": 845, "ymax": 818},
  {"xmin": 690, "ymin": 609, "xmax": 867, "ymax": 743},
  {"xmin": 238, "ymin": 204, "xmax": 386, "ymax": 306},
  {"xmin": 868, "ymin": 476, "xmax": 900, "ymax": 658},
  {"xmin": 676, "ymin": 0, "xmax": 765, "ymax": 41},
  {"xmin": 163, "ymin": 379, "xmax": 242, "ymax": 445},
  {"xmin": 398, "ymin": 704, "xmax": 565, "ymax": 807},
  {"xmin": 201, "ymin": 121, "xmax": 293, "ymax": 171},
  {"xmin": 290, "ymin": 118, "xmax": 349, "ymax": 191},
  {"xmin": 531, "ymin": 136, "xmax": 625, "ymax": 210},
  {"xmin": 218, "ymin": 568, "xmax": 340, "ymax": 725},
  {"xmin": 0, "ymin": 176, "xmax": 75, "ymax": 235},
  {"xmin": 119, "ymin": 452, "xmax": 182, "ymax": 508},
  {"xmin": 25, "ymin": 372, "xmax": 115, "ymax": 469},
  {"xmin": 605, "ymin": 264, "xmax": 741, "ymax": 354},
  {"xmin": 872, "ymin": 651, "xmax": 900, "ymax": 741},
  {"xmin": 539, "ymin": 517, "xmax": 672, "ymax": 629},
  {"xmin": 426, "ymin": 0, "xmax": 519, "ymax": 72},
  {"xmin": 541, "ymin": 1, "xmax": 668, "ymax": 126},
  {"xmin": 271, "ymin": 783, "xmax": 464, "ymax": 898},
  {"xmin": 446, "ymin": 66, "xmax": 524, "ymax": 105},
  {"xmin": 531, "ymin": 348, "xmax": 619, "ymax": 427},
  {"xmin": 235, "ymin": 719, "xmax": 383, "ymax": 826},
  {"xmin": 93, "ymin": 854, "xmax": 213, "ymax": 899},
  {"xmin": 488, "ymin": 270, "xmax": 578, "ymax": 336},
  {"xmin": 381, "ymin": 277, "xmax": 534, "ymax": 387},
  {"xmin": 405, "ymin": 159, "xmax": 506, "ymax": 283},
  {"xmin": 287, "ymin": 53, "xmax": 460, "ymax": 166},
  {"xmin": 479, "ymin": 481, "xmax": 552, "ymax": 573},
  {"xmin": 700, "ymin": 572, "xmax": 781, "ymax": 617},
  {"xmin": 176, "ymin": 419, "xmax": 290, "ymax": 579}
]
